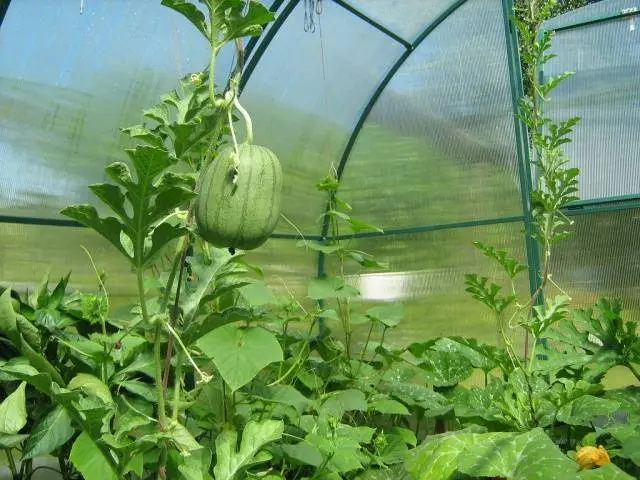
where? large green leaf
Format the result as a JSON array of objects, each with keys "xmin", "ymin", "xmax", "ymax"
[
  {"xmin": 556, "ymin": 395, "xmax": 620, "ymax": 427},
  {"xmin": 213, "ymin": 419, "xmax": 284, "ymax": 480},
  {"xmin": 68, "ymin": 373, "xmax": 114, "ymax": 405},
  {"xmin": 308, "ymin": 276, "xmax": 360, "ymax": 300},
  {"xmin": 321, "ymin": 389, "xmax": 367, "ymax": 418},
  {"xmin": 62, "ymin": 145, "xmax": 193, "ymax": 268},
  {"xmin": 457, "ymin": 429, "xmax": 571, "ymax": 479},
  {"xmin": 416, "ymin": 350, "xmax": 474, "ymax": 387},
  {"xmin": 405, "ymin": 430, "xmax": 475, "ymax": 480},
  {"xmin": 366, "ymin": 303, "xmax": 403, "ymax": 327},
  {"xmin": 69, "ymin": 432, "xmax": 118, "ymax": 480},
  {"xmin": 196, "ymin": 324, "xmax": 283, "ymax": 391},
  {"xmin": 0, "ymin": 381, "xmax": 27, "ymax": 434},
  {"xmin": 23, "ymin": 404, "xmax": 75, "ymax": 459}
]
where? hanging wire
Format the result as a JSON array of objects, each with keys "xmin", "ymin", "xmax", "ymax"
[{"xmin": 304, "ymin": 0, "xmax": 323, "ymax": 32}]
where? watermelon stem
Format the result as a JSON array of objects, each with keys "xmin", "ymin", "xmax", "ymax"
[{"xmin": 233, "ymin": 96, "xmax": 253, "ymax": 144}]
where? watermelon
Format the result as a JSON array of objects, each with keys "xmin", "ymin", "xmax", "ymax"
[{"xmin": 195, "ymin": 142, "xmax": 283, "ymax": 251}]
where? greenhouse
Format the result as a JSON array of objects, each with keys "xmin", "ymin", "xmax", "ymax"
[{"xmin": 0, "ymin": 0, "xmax": 639, "ymax": 478}]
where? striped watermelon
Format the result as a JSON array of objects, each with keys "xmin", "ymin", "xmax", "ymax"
[{"xmin": 195, "ymin": 142, "xmax": 283, "ymax": 251}]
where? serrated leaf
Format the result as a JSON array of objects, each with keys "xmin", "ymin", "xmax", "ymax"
[
  {"xmin": 120, "ymin": 124, "xmax": 165, "ymax": 148},
  {"xmin": 60, "ymin": 205, "xmax": 130, "ymax": 260},
  {"xmin": 213, "ymin": 419, "xmax": 284, "ymax": 480},
  {"xmin": 161, "ymin": 0, "xmax": 209, "ymax": 40},
  {"xmin": 196, "ymin": 324, "xmax": 283, "ymax": 391},
  {"xmin": 144, "ymin": 222, "xmax": 189, "ymax": 266}
]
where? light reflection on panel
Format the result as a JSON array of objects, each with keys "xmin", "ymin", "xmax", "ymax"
[{"xmin": 321, "ymin": 221, "xmax": 531, "ymax": 353}]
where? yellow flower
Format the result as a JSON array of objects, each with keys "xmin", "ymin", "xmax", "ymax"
[{"xmin": 575, "ymin": 445, "xmax": 611, "ymax": 470}]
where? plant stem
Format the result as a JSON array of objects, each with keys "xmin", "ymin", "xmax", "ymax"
[
  {"xmin": 208, "ymin": 5, "xmax": 217, "ymax": 107},
  {"xmin": 4, "ymin": 448, "xmax": 17, "ymax": 478},
  {"xmin": 153, "ymin": 322, "xmax": 168, "ymax": 428},
  {"xmin": 172, "ymin": 350, "xmax": 184, "ymax": 421},
  {"xmin": 233, "ymin": 96, "xmax": 253, "ymax": 144},
  {"xmin": 137, "ymin": 267, "xmax": 167, "ymax": 428}
]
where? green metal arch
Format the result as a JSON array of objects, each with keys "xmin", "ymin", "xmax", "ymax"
[{"xmin": 315, "ymin": 0, "xmax": 471, "ymax": 286}]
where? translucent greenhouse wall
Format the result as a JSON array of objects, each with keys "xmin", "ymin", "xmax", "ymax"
[
  {"xmin": 540, "ymin": 0, "xmax": 640, "ymax": 318},
  {"xmin": 1, "ymin": 0, "xmax": 636, "ymax": 351}
]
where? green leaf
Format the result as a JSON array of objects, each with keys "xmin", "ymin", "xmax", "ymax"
[
  {"xmin": 0, "ymin": 433, "xmax": 29, "ymax": 448},
  {"xmin": 68, "ymin": 373, "xmax": 114, "ymax": 405},
  {"xmin": 308, "ymin": 276, "xmax": 360, "ymax": 300},
  {"xmin": 296, "ymin": 240, "xmax": 343, "ymax": 254},
  {"xmin": 368, "ymin": 397, "xmax": 410, "ymax": 415},
  {"xmin": 144, "ymin": 222, "xmax": 190, "ymax": 267},
  {"xmin": 213, "ymin": 419, "xmax": 284, "ymax": 480},
  {"xmin": 0, "ymin": 288, "xmax": 21, "ymax": 346},
  {"xmin": 0, "ymin": 381, "xmax": 27, "ymax": 434},
  {"xmin": 405, "ymin": 429, "xmax": 469, "ymax": 480},
  {"xmin": 366, "ymin": 303, "xmax": 403, "ymax": 327},
  {"xmin": 321, "ymin": 389, "xmax": 367, "ymax": 418},
  {"xmin": 177, "ymin": 447, "xmax": 214, "ymax": 480},
  {"xmin": 89, "ymin": 183, "xmax": 129, "ymax": 221},
  {"xmin": 281, "ymin": 441, "xmax": 324, "ymax": 467},
  {"xmin": 556, "ymin": 395, "xmax": 620, "ymax": 427},
  {"xmin": 60, "ymin": 204, "xmax": 130, "ymax": 260},
  {"xmin": 239, "ymin": 281, "xmax": 278, "ymax": 306},
  {"xmin": 578, "ymin": 464, "xmax": 635, "ymax": 479},
  {"xmin": 457, "ymin": 429, "xmax": 564, "ymax": 479},
  {"xmin": 69, "ymin": 432, "xmax": 118, "ymax": 480},
  {"xmin": 268, "ymin": 385, "xmax": 310, "ymax": 414},
  {"xmin": 348, "ymin": 217, "xmax": 383, "ymax": 233},
  {"xmin": 416, "ymin": 350, "xmax": 475, "ymax": 387},
  {"xmin": 161, "ymin": 0, "xmax": 209, "ymax": 39},
  {"xmin": 23, "ymin": 405, "xmax": 75, "ymax": 459},
  {"xmin": 196, "ymin": 324, "xmax": 283, "ymax": 391}
]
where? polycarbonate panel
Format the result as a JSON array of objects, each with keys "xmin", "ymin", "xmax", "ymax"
[
  {"xmin": 339, "ymin": 0, "xmax": 522, "ymax": 231},
  {"xmin": 0, "ymin": 224, "xmax": 317, "ymax": 314},
  {"xmin": 542, "ymin": 3, "xmax": 640, "ymax": 201},
  {"xmin": 0, "ymin": 0, "xmax": 238, "ymax": 219},
  {"xmin": 552, "ymin": 208, "xmax": 640, "ymax": 317},
  {"xmin": 239, "ymin": 2, "xmax": 404, "ymax": 235},
  {"xmin": 0, "ymin": 223, "xmax": 136, "ymax": 304},
  {"xmin": 321, "ymin": 221, "xmax": 531, "ymax": 353},
  {"xmin": 244, "ymin": 237, "xmax": 318, "ymax": 307},
  {"xmin": 343, "ymin": 0, "xmax": 457, "ymax": 41}
]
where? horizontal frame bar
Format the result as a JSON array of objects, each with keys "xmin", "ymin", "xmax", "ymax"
[{"xmin": 541, "ymin": 5, "xmax": 639, "ymax": 33}]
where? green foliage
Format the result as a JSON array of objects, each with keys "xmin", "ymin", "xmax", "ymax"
[{"xmin": 1, "ymin": 1, "xmax": 638, "ymax": 479}]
